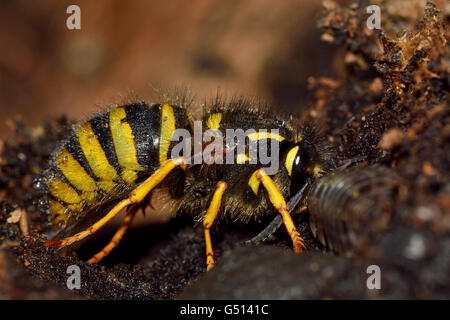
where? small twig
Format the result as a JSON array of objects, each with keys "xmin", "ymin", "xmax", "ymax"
[{"xmin": 19, "ymin": 209, "xmax": 30, "ymax": 237}]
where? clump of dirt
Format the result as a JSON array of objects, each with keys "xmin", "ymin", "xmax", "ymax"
[{"xmin": 0, "ymin": 1, "xmax": 449, "ymax": 299}]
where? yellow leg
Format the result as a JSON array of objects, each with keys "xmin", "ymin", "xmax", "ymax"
[
  {"xmin": 255, "ymin": 169, "xmax": 305, "ymax": 252},
  {"xmin": 203, "ymin": 181, "xmax": 227, "ymax": 271},
  {"xmin": 46, "ymin": 157, "xmax": 186, "ymax": 249},
  {"xmin": 86, "ymin": 206, "xmax": 138, "ymax": 264}
]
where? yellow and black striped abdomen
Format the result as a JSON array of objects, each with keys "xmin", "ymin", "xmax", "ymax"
[{"xmin": 44, "ymin": 102, "xmax": 190, "ymax": 227}]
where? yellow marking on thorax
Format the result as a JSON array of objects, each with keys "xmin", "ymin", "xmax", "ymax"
[
  {"xmin": 56, "ymin": 148, "xmax": 98, "ymax": 192},
  {"xmin": 110, "ymin": 107, "xmax": 144, "ymax": 183},
  {"xmin": 248, "ymin": 170, "xmax": 261, "ymax": 195},
  {"xmin": 247, "ymin": 132, "xmax": 285, "ymax": 142},
  {"xmin": 159, "ymin": 104, "xmax": 176, "ymax": 164},
  {"xmin": 236, "ymin": 153, "xmax": 250, "ymax": 164},
  {"xmin": 77, "ymin": 123, "xmax": 118, "ymax": 192},
  {"xmin": 206, "ymin": 113, "xmax": 222, "ymax": 130},
  {"xmin": 47, "ymin": 178, "xmax": 82, "ymax": 204},
  {"xmin": 285, "ymin": 146, "xmax": 299, "ymax": 176}
]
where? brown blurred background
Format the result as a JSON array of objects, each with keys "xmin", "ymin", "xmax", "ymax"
[{"xmin": 0, "ymin": 0, "xmax": 345, "ymax": 138}]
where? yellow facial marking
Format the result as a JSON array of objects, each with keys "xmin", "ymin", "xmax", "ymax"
[
  {"xmin": 56, "ymin": 148, "xmax": 97, "ymax": 192},
  {"xmin": 159, "ymin": 104, "xmax": 176, "ymax": 164},
  {"xmin": 248, "ymin": 170, "xmax": 261, "ymax": 195},
  {"xmin": 285, "ymin": 146, "xmax": 299, "ymax": 176},
  {"xmin": 110, "ymin": 107, "xmax": 145, "ymax": 183},
  {"xmin": 77, "ymin": 122, "xmax": 118, "ymax": 191},
  {"xmin": 236, "ymin": 153, "xmax": 250, "ymax": 164},
  {"xmin": 47, "ymin": 178, "xmax": 82, "ymax": 204},
  {"xmin": 206, "ymin": 113, "xmax": 222, "ymax": 130},
  {"xmin": 247, "ymin": 132, "xmax": 285, "ymax": 142}
]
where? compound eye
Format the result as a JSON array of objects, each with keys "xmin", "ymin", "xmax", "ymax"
[
  {"xmin": 286, "ymin": 146, "xmax": 309, "ymax": 195},
  {"xmin": 292, "ymin": 152, "xmax": 307, "ymax": 182},
  {"xmin": 292, "ymin": 154, "xmax": 303, "ymax": 178}
]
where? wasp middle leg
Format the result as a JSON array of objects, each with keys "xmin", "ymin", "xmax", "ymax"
[{"xmin": 203, "ymin": 181, "xmax": 227, "ymax": 271}]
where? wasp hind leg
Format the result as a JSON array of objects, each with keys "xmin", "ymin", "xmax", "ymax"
[
  {"xmin": 203, "ymin": 181, "xmax": 227, "ymax": 271},
  {"xmin": 46, "ymin": 157, "xmax": 187, "ymax": 250}
]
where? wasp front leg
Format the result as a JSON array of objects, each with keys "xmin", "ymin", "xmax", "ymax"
[
  {"xmin": 203, "ymin": 181, "xmax": 227, "ymax": 271},
  {"xmin": 254, "ymin": 169, "xmax": 305, "ymax": 252}
]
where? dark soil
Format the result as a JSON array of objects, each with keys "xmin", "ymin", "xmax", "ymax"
[{"xmin": 0, "ymin": 1, "xmax": 448, "ymax": 299}]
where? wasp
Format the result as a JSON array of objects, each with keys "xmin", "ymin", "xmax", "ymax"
[{"xmin": 42, "ymin": 96, "xmax": 332, "ymax": 270}]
